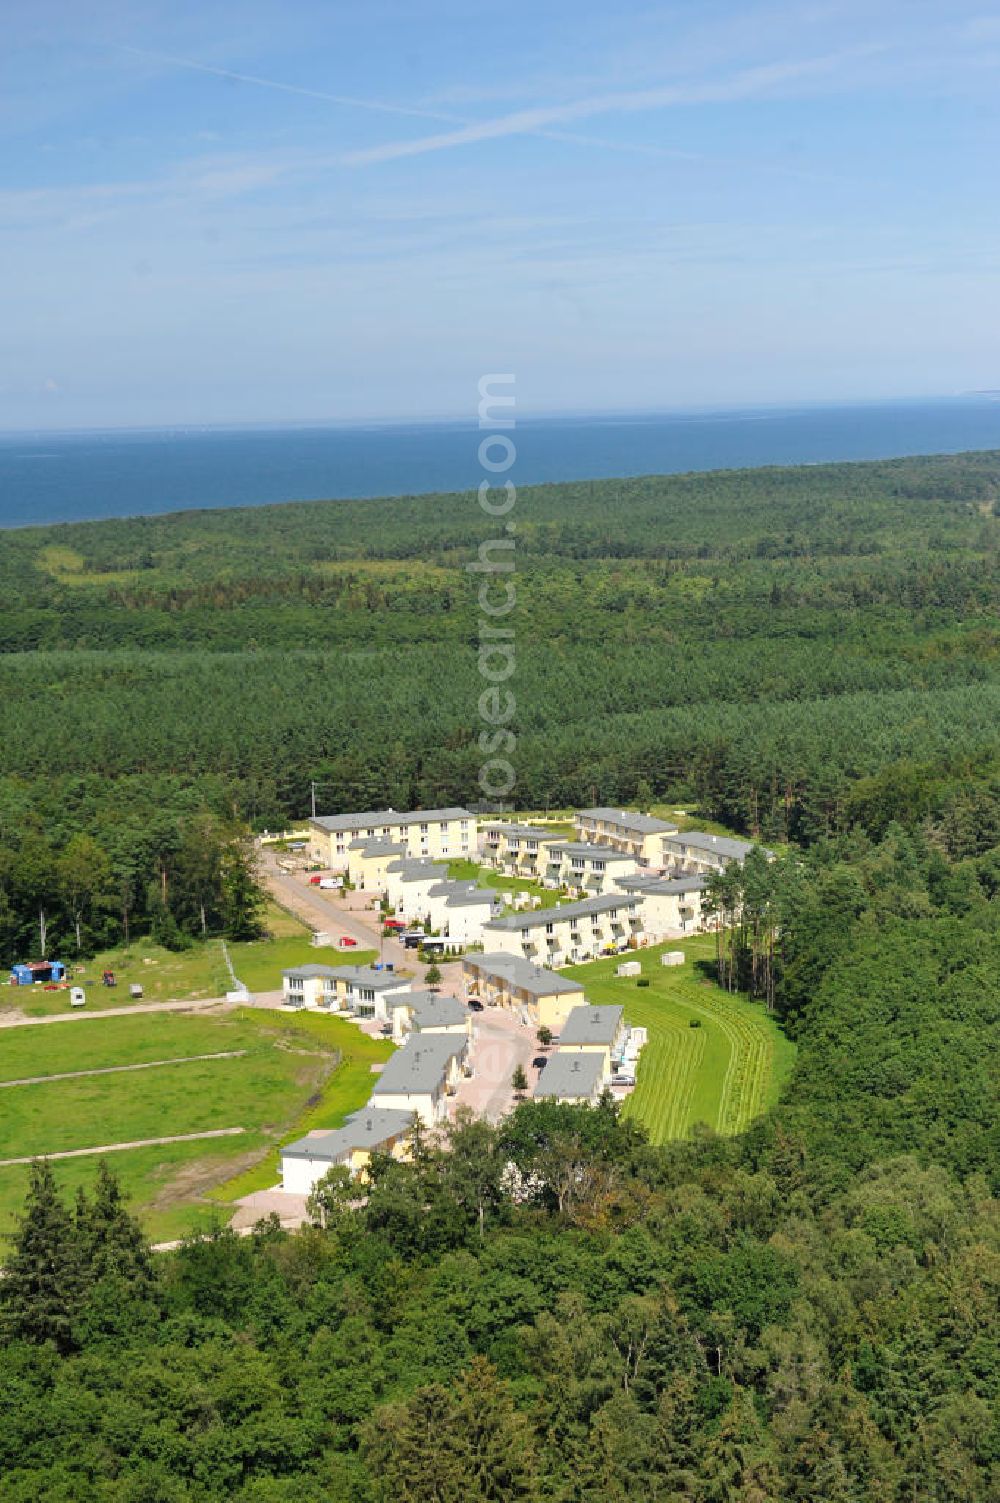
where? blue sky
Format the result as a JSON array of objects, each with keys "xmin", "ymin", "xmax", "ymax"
[{"xmin": 3, "ymin": 0, "xmax": 1000, "ymax": 429}]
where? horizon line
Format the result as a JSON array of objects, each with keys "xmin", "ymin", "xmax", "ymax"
[{"xmin": 0, "ymin": 390, "xmax": 995, "ymax": 441}]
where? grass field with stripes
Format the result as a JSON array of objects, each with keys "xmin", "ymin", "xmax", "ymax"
[{"xmin": 565, "ymin": 934, "xmax": 796, "ymax": 1143}]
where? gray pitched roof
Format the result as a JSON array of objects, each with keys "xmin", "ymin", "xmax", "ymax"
[
  {"xmin": 661, "ymin": 831, "xmax": 767, "ymax": 861},
  {"xmin": 371, "ymin": 1034, "xmax": 467, "ymax": 1097},
  {"xmin": 283, "ymin": 964, "xmax": 341, "ymax": 981},
  {"xmin": 386, "ymin": 858, "xmax": 449, "ymax": 878},
  {"xmin": 394, "ymin": 990, "xmax": 468, "ymax": 1029},
  {"xmin": 483, "ymin": 893, "xmax": 639, "ymax": 933},
  {"xmin": 282, "ymin": 1107, "xmax": 415, "ymax": 1162},
  {"xmin": 533, "ymin": 1051, "xmax": 605, "ymax": 1101},
  {"xmin": 577, "ymin": 808, "xmax": 678, "ymax": 836},
  {"xmin": 547, "ymin": 841, "xmax": 636, "ymax": 862},
  {"xmin": 333, "ymin": 965, "xmax": 411, "ymax": 992},
  {"xmin": 311, "ymin": 807, "xmax": 472, "ymax": 834},
  {"xmin": 347, "ymin": 837, "xmax": 408, "ymax": 854},
  {"xmin": 426, "ymin": 881, "xmax": 496, "ymax": 908},
  {"xmin": 464, "ymin": 953, "xmax": 584, "ymax": 997},
  {"xmin": 559, "ymin": 1004, "xmax": 624, "ymax": 1047},
  {"xmin": 615, "ymin": 873, "xmax": 707, "ymax": 895},
  {"xmin": 483, "ymin": 821, "xmax": 559, "ymax": 840}
]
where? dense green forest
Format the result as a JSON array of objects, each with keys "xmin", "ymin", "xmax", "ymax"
[
  {"xmin": 2, "ymin": 454, "xmax": 1000, "ymax": 1496},
  {"xmin": 3, "ymin": 450, "xmax": 1000, "ymax": 955},
  {"xmin": 2, "ymin": 450, "xmax": 1000, "ymax": 957},
  {"xmin": 0, "ymin": 450, "xmax": 997, "ymax": 839},
  {"xmin": 2, "ymin": 827, "xmax": 998, "ymax": 1499}
]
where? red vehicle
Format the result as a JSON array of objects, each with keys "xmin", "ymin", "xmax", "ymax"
[
  {"xmin": 308, "ymin": 875, "xmax": 323, "ymax": 885},
  {"xmin": 338, "ymin": 936, "xmax": 358, "ymax": 948},
  {"xmin": 383, "ymin": 919, "xmax": 405, "ymax": 930}
]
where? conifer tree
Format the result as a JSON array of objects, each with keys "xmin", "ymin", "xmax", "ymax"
[{"xmin": 0, "ymin": 1159, "xmax": 83, "ymax": 1352}]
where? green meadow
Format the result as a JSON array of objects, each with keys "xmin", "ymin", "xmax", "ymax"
[
  {"xmin": 0, "ymin": 1007, "xmax": 392, "ymax": 1249},
  {"xmin": 566, "ymin": 935, "xmax": 796, "ymax": 1143}
]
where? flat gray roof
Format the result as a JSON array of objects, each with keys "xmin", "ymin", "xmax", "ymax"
[
  {"xmin": 283, "ymin": 964, "xmax": 340, "ymax": 981},
  {"xmin": 615, "ymin": 873, "xmax": 707, "ymax": 895},
  {"xmin": 282, "ymin": 1107, "xmax": 414, "ymax": 1162},
  {"xmin": 559, "ymin": 1004, "xmax": 624, "ymax": 1047},
  {"xmin": 483, "ymin": 893, "xmax": 639, "ymax": 933},
  {"xmin": 463, "ymin": 953, "xmax": 584, "ymax": 997},
  {"xmin": 371, "ymin": 1034, "xmax": 467, "ymax": 1097},
  {"xmin": 533, "ymin": 1051, "xmax": 605, "ymax": 1100},
  {"xmin": 312, "ymin": 807, "xmax": 473, "ymax": 834},
  {"xmin": 661, "ymin": 831, "xmax": 767, "ymax": 861},
  {"xmin": 347, "ymin": 837, "xmax": 407, "ymax": 853},
  {"xmin": 577, "ymin": 808, "xmax": 678, "ymax": 836}
]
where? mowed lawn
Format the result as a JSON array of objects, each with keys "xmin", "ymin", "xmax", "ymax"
[
  {"xmin": 564, "ymin": 935, "xmax": 796, "ymax": 1143},
  {"xmin": 445, "ymin": 859, "xmax": 565, "ymax": 910},
  {"xmin": 0, "ymin": 1007, "xmax": 392, "ymax": 1249}
]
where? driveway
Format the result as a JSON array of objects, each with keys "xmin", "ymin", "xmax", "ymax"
[
  {"xmin": 260, "ymin": 851, "xmax": 464, "ymax": 993},
  {"xmin": 452, "ymin": 1005, "xmax": 540, "ymax": 1123}
]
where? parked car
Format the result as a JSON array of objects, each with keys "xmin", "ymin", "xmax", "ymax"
[
  {"xmin": 338, "ymin": 936, "xmax": 358, "ymax": 948},
  {"xmin": 467, "ymin": 998, "xmax": 484, "ymax": 1012},
  {"xmin": 532, "ymin": 1056, "xmax": 548, "ymax": 1070},
  {"xmin": 383, "ymin": 918, "xmax": 405, "ymax": 930},
  {"xmin": 319, "ymin": 877, "xmax": 339, "ymax": 890},
  {"xmin": 308, "ymin": 875, "xmax": 323, "ymax": 885}
]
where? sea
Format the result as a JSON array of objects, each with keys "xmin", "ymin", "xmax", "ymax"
[{"xmin": 1, "ymin": 397, "xmax": 999, "ymax": 530}]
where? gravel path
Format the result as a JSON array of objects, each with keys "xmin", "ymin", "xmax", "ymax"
[
  {"xmin": 0, "ymin": 1049, "xmax": 248, "ymax": 1090},
  {"xmin": 0, "ymin": 1127, "xmax": 245, "ymax": 1168},
  {"xmin": 0, "ymin": 995, "xmax": 233, "ymax": 1029}
]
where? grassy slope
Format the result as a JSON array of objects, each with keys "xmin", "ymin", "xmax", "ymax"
[
  {"xmin": 565, "ymin": 935, "xmax": 796, "ymax": 1143},
  {"xmin": 0, "ymin": 1006, "xmax": 392, "ymax": 1249}
]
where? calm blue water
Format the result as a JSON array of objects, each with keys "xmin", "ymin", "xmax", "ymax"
[{"xmin": 1, "ymin": 399, "xmax": 999, "ymax": 529}]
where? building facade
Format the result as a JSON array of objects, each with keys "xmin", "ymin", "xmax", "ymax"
[
  {"xmin": 543, "ymin": 841, "xmax": 639, "ymax": 894},
  {"xmin": 482, "ymin": 894, "xmax": 643, "ymax": 968},
  {"xmin": 281, "ymin": 1107, "xmax": 414, "ymax": 1194},
  {"xmin": 462, "ymin": 953, "xmax": 586, "ymax": 1031},
  {"xmin": 573, "ymin": 808, "xmax": 678, "ymax": 867},
  {"xmin": 369, "ymin": 1033, "xmax": 469, "ymax": 1126},
  {"xmin": 659, "ymin": 831, "xmax": 767, "ymax": 875},
  {"xmin": 309, "ymin": 807, "xmax": 476, "ymax": 870}
]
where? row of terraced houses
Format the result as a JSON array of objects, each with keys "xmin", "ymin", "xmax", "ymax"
[
  {"xmin": 305, "ymin": 804, "xmax": 763, "ymax": 959},
  {"xmin": 277, "ymin": 803, "xmax": 767, "ymax": 1196}
]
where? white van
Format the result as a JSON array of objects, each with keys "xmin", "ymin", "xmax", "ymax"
[{"xmin": 69, "ymin": 987, "xmax": 86, "ymax": 1008}]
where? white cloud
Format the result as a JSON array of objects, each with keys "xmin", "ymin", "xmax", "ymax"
[{"xmin": 341, "ymin": 52, "xmax": 875, "ymax": 166}]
